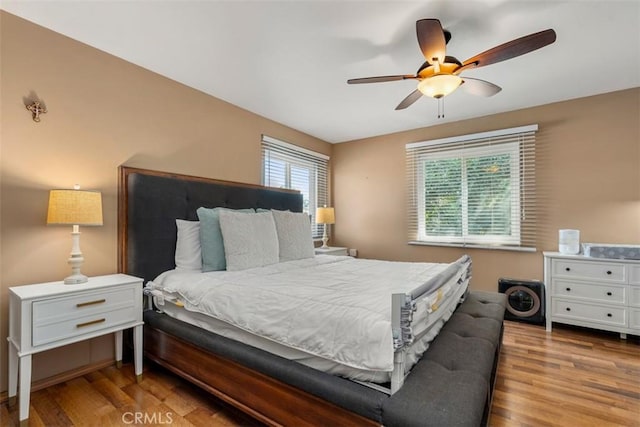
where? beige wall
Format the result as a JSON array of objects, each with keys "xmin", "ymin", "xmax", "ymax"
[
  {"xmin": 332, "ymin": 88, "xmax": 640, "ymax": 290},
  {"xmin": 0, "ymin": 12, "xmax": 331, "ymax": 392},
  {"xmin": 2, "ymin": 10, "xmax": 639, "ymax": 396}
]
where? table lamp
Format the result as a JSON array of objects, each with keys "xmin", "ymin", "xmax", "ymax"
[
  {"xmin": 47, "ymin": 185, "xmax": 103, "ymax": 284},
  {"xmin": 316, "ymin": 206, "xmax": 335, "ymax": 249}
]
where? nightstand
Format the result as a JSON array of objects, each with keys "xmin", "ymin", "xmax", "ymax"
[
  {"xmin": 315, "ymin": 246, "xmax": 349, "ymax": 256},
  {"xmin": 7, "ymin": 274, "xmax": 143, "ymax": 424}
]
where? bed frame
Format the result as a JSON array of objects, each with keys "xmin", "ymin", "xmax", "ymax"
[
  {"xmin": 118, "ymin": 166, "xmax": 384, "ymax": 425},
  {"xmin": 117, "ymin": 166, "xmax": 503, "ymax": 426}
]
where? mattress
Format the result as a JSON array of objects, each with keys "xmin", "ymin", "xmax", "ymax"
[{"xmin": 148, "ymin": 255, "xmax": 470, "ymax": 384}]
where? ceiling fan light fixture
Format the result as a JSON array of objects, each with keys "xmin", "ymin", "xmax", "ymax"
[{"xmin": 418, "ymin": 74, "xmax": 463, "ymax": 98}]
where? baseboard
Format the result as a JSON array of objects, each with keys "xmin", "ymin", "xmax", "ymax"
[{"xmin": 0, "ymin": 359, "xmax": 116, "ymax": 404}]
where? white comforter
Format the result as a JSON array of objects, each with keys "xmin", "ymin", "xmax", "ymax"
[{"xmin": 150, "ymin": 255, "xmax": 464, "ymax": 372}]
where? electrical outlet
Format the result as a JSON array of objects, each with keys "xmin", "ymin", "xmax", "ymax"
[{"xmin": 348, "ymin": 248, "xmax": 358, "ymax": 257}]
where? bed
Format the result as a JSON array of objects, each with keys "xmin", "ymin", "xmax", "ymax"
[{"xmin": 118, "ymin": 166, "xmax": 506, "ymax": 426}]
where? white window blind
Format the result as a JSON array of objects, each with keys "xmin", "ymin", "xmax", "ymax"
[
  {"xmin": 406, "ymin": 125, "xmax": 537, "ymax": 250},
  {"xmin": 261, "ymin": 135, "xmax": 329, "ymax": 239}
]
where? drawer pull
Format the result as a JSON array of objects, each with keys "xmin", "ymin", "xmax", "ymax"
[
  {"xmin": 565, "ymin": 267, "xmax": 571, "ymax": 272},
  {"xmin": 566, "ymin": 307, "xmax": 571, "ymax": 312},
  {"xmin": 606, "ymin": 291, "xmax": 612, "ymax": 296},
  {"xmin": 607, "ymin": 313, "xmax": 612, "ymax": 317},
  {"xmin": 606, "ymin": 270, "xmax": 612, "ymax": 275},
  {"xmin": 76, "ymin": 299, "xmax": 106, "ymax": 308},
  {"xmin": 566, "ymin": 287, "xmax": 571, "ymax": 292},
  {"xmin": 76, "ymin": 318, "xmax": 105, "ymax": 328}
]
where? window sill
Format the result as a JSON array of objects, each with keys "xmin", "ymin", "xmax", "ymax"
[{"xmin": 408, "ymin": 241, "xmax": 537, "ymax": 253}]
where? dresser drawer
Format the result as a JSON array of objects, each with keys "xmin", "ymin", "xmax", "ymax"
[
  {"xmin": 553, "ymin": 280, "xmax": 626, "ymax": 305},
  {"xmin": 552, "ymin": 299, "xmax": 626, "ymax": 327},
  {"xmin": 630, "ymin": 286, "xmax": 640, "ymax": 308},
  {"xmin": 552, "ymin": 259, "xmax": 626, "ymax": 283},
  {"xmin": 32, "ymin": 305, "xmax": 137, "ymax": 346},
  {"xmin": 32, "ymin": 286, "xmax": 136, "ymax": 323},
  {"xmin": 630, "ymin": 308, "xmax": 640, "ymax": 330},
  {"xmin": 630, "ymin": 265, "xmax": 640, "ymax": 285}
]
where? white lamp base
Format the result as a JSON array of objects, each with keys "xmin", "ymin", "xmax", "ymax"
[
  {"xmin": 321, "ymin": 223, "xmax": 330, "ymax": 249},
  {"xmin": 64, "ymin": 272, "xmax": 88, "ymax": 284},
  {"xmin": 64, "ymin": 227, "xmax": 88, "ymax": 284}
]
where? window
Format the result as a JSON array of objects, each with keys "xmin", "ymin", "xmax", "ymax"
[
  {"xmin": 406, "ymin": 125, "xmax": 537, "ymax": 250},
  {"xmin": 261, "ymin": 135, "xmax": 329, "ymax": 239}
]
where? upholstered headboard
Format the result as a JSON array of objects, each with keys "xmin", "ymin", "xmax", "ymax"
[{"xmin": 117, "ymin": 166, "xmax": 303, "ymax": 283}]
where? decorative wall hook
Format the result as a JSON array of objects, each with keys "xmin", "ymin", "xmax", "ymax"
[{"xmin": 26, "ymin": 101, "xmax": 47, "ymax": 122}]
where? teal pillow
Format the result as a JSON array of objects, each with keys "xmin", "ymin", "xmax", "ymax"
[{"xmin": 196, "ymin": 207, "xmax": 254, "ymax": 271}]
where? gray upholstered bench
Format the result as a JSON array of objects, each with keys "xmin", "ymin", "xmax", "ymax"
[{"xmin": 382, "ymin": 290, "xmax": 507, "ymax": 426}]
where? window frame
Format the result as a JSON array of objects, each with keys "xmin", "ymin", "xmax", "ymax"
[
  {"xmin": 416, "ymin": 142, "xmax": 522, "ymax": 245},
  {"xmin": 261, "ymin": 135, "xmax": 329, "ymax": 239},
  {"xmin": 406, "ymin": 124, "xmax": 537, "ymax": 251}
]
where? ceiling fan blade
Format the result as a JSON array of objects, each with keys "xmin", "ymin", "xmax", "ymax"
[
  {"xmin": 395, "ymin": 89, "xmax": 423, "ymax": 110},
  {"xmin": 461, "ymin": 29, "xmax": 556, "ymax": 69},
  {"xmin": 460, "ymin": 77, "xmax": 502, "ymax": 97},
  {"xmin": 416, "ymin": 19, "xmax": 446, "ymax": 64},
  {"xmin": 347, "ymin": 75, "xmax": 417, "ymax": 84}
]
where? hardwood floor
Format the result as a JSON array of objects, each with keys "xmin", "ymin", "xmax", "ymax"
[
  {"xmin": 492, "ymin": 321, "xmax": 640, "ymax": 427},
  {"xmin": 2, "ymin": 321, "xmax": 639, "ymax": 426},
  {"xmin": 1, "ymin": 362, "xmax": 263, "ymax": 427}
]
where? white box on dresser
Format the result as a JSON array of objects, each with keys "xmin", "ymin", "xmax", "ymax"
[
  {"xmin": 543, "ymin": 252, "xmax": 640, "ymax": 339},
  {"xmin": 7, "ymin": 274, "xmax": 144, "ymax": 424}
]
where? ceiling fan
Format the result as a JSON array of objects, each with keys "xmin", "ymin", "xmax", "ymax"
[{"xmin": 347, "ymin": 19, "xmax": 556, "ymax": 113}]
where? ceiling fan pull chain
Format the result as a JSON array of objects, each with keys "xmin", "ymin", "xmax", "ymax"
[{"xmin": 437, "ymin": 97, "xmax": 444, "ymax": 119}]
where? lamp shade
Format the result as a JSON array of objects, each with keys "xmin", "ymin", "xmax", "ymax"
[
  {"xmin": 316, "ymin": 207, "xmax": 335, "ymax": 225},
  {"xmin": 47, "ymin": 189, "xmax": 103, "ymax": 226}
]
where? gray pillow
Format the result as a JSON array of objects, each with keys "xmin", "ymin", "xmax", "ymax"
[
  {"xmin": 219, "ymin": 210, "xmax": 279, "ymax": 271},
  {"xmin": 196, "ymin": 207, "xmax": 254, "ymax": 271},
  {"xmin": 271, "ymin": 210, "xmax": 315, "ymax": 261}
]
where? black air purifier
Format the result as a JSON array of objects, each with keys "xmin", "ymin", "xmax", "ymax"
[{"xmin": 498, "ymin": 278, "xmax": 545, "ymax": 325}]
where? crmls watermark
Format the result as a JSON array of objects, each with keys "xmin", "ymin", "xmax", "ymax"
[{"xmin": 122, "ymin": 411, "xmax": 174, "ymax": 424}]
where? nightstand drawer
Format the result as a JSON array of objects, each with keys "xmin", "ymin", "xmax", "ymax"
[
  {"xmin": 553, "ymin": 280, "xmax": 626, "ymax": 304},
  {"xmin": 32, "ymin": 305, "xmax": 137, "ymax": 346},
  {"xmin": 552, "ymin": 299, "xmax": 626, "ymax": 326},
  {"xmin": 32, "ymin": 286, "xmax": 138, "ymax": 346},
  {"xmin": 552, "ymin": 259, "xmax": 625, "ymax": 282},
  {"xmin": 32, "ymin": 286, "xmax": 136, "ymax": 323}
]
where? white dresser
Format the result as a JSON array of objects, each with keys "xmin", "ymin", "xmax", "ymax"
[{"xmin": 543, "ymin": 252, "xmax": 640, "ymax": 338}]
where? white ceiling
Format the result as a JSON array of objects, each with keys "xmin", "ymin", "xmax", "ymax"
[{"xmin": 2, "ymin": 1, "xmax": 639, "ymax": 143}]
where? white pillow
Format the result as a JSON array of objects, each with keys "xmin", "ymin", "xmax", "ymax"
[
  {"xmin": 219, "ymin": 210, "xmax": 279, "ymax": 271},
  {"xmin": 271, "ymin": 210, "xmax": 315, "ymax": 261},
  {"xmin": 175, "ymin": 219, "xmax": 202, "ymax": 270}
]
